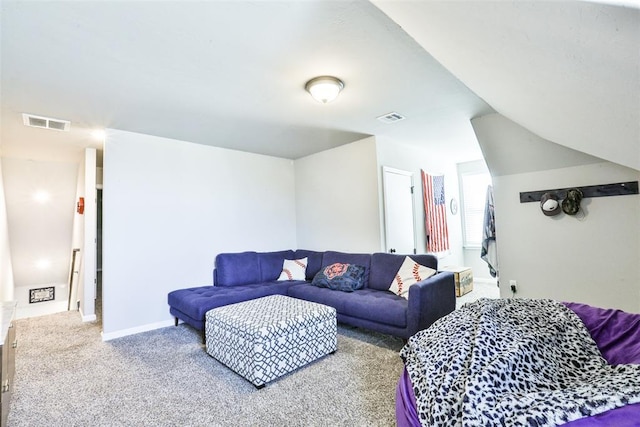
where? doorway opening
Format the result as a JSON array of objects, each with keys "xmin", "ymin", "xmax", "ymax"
[{"xmin": 96, "ymin": 188, "xmax": 102, "ymax": 323}]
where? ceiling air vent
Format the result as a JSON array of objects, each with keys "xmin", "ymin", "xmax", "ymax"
[
  {"xmin": 376, "ymin": 112, "xmax": 406, "ymax": 124},
  {"xmin": 22, "ymin": 113, "xmax": 70, "ymax": 131}
]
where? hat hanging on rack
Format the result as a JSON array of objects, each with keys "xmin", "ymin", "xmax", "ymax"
[
  {"xmin": 562, "ymin": 188, "xmax": 583, "ymax": 215},
  {"xmin": 540, "ymin": 192, "xmax": 561, "ymax": 216}
]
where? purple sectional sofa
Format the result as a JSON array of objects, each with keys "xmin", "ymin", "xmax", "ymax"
[{"xmin": 167, "ymin": 249, "xmax": 456, "ymax": 340}]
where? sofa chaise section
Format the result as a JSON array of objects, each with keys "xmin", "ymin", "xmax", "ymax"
[
  {"xmin": 168, "ymin": 282, "xmax": 293, "ymax": 331},
  {"xmin": 168, "ymin": 250, "xmax": 311, "ymax": 330}
]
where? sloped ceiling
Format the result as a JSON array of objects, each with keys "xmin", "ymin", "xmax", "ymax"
[
  {"xmin": 2, "ymin": 1, "xmax": 638, "ymax": 167},
  {"xmin": 471, "ymin": 113, "xmax": 605, "ymax": 177},
  {"xmin": 373, "ymin": 0, "xmax": 640, "ymax": 171},
  {"xmin": 0, "ymin": 0, "xmax": 492, "ymax": 163}
]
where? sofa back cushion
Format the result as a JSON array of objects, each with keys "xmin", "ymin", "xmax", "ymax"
[
  {"xmin": 214, "ymin": 252, "xmax": 261, "ymax": 286},
  {"xmin": 321, "ymin": 251, "xmax": 372, "ymax": 288},
  {"xmin": 294, "ymin": 249, "xmax": 324, "ymax": 280},
  {"xmin": 257, "ymin": 250, "xmax": 295, "ymax": 282},
  {"xmin": 215, "ymin": 250, "xmax": 301, "ymax": 285},
  {"xmin": 369, "ymin": 253, "xmax": 438, "ymax": 291}
]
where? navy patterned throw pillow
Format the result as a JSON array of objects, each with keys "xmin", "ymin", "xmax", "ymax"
[{"xmin": 311, "ymin": 263, "xmax": 366, "ymax": 292}]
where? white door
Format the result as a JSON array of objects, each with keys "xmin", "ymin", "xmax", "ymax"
[{"xmin": 383, "ymin": 167, "xmax": 416, "ymax": 254}]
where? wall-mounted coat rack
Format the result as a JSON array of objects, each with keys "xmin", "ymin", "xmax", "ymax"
[{"xmin": 519, "ymin": 181, "xmax": 639, "ymax": 203}]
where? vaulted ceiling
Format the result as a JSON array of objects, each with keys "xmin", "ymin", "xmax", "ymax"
[
  {"xmin": 374, "ymin": 0, "xmax": 640, "ymax": 171},
  {"xmin": 0, "ymin": 0, "xmax": 492, "ymax": 164},
  {"xmin": 1, "ymin": 1, "xmax": 638, "ymax": 170}
]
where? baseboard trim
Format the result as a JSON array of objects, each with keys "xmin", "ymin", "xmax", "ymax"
[
  {"xmin": 101, "ymin": 319, "xmax": 175, "ymax": 342},
  {"xmin": 15, "ymin": 301, "xmax": 68, "ymax": 320},
  {"xmin": 81, "ymin": 314, "xmax": 97, "ymax": 322},
  {"xmin": 79, "ymin": 307, "xmax": 97, "ymax": 322}
]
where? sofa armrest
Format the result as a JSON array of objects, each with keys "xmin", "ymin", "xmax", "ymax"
[{"xmin": 406, "ymin": 271, "xmax": 456, "ymax": 336}]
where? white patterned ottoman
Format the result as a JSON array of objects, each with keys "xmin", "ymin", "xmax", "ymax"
[{"xmin": 205, "ymin": 295, "xmax": 337, "ymax": 388}]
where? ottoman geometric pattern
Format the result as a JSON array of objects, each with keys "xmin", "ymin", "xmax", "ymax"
[{"xmin": 205, "ymin": 295, "xmax": 337, "ymax": 388}]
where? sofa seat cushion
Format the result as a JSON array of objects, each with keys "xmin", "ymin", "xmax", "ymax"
[
  {"xmin": 287, "ymin": 284, "xmax": 347, "ymax": 313},
  {"xmin": 168, "ymin": 281, "xmax": 298, "ymax": 321},
  {"xmin": 287, "ymin": 285, "xmax": 407, "ymax": 328}
]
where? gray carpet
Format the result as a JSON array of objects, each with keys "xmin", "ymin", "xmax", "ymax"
[{"xmin": 7, "ymin": 311, "xmax": 405, "ymax": 427}]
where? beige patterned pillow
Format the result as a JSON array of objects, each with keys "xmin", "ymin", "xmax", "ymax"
[
  {"xmin": 277, "ymin": 258, "xmax": 308, "ymax": 281},
  {"xmin": 389, "ymin": 256, "xmax": 437, "ymax": 298}
]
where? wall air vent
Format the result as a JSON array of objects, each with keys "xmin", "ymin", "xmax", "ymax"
[
  {"xmin": 22, "ymin": 113, "xmax": 70, "ymax": 131},
  {"xmin": 376, "ymin": 112, "xmax": 406, "ymax": 124}
]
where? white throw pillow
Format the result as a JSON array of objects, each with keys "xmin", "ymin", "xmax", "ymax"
[
  {"xmin": 389, "ymin": 256, "xmax": 437, "ymax": 298},
  {"xmin": 277, "ymin": 257, "xmax": 308, "ymax": 281}
]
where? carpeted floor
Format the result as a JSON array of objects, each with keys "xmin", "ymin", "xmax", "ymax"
[
  {"xmin": 7, "ymin": 311, "xmax": 405, "ymax": 427},
  {"xmin": 8, "ymin": 281, "xmax": 499, "ymax": 426}
]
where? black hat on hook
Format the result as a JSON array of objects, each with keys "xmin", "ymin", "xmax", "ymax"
[{"xmin": 562, "ymin": 188, "xmax": 583, "ymax": 215}]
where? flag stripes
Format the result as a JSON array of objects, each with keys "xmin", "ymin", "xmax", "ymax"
[{"xmin": 422, "ymin": 170, "xmax": 449, "ymax": 253}]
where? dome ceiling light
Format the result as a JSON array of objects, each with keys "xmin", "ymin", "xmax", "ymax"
[{"xmin": 305, "ymin": 76, "xmax": 344, "ymax": 104}]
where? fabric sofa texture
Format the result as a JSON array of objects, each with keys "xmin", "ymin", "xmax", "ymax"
[{"xmin": 168, "ymin": 249, "xmax": 456, "ymax": 339}]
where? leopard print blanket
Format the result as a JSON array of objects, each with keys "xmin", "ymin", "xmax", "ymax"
[{"xmin": 401, "ymin": 298, "xmax": 640, "ymax": 427}]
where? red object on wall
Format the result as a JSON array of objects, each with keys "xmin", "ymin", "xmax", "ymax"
[{"xmin": 77, "ymin": 197, "xmax": 85, "ymax": 214}]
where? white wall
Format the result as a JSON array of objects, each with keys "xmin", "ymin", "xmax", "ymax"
[
  {"xmin": 295, "ymin": 137, "xmax": 382, "ymax": 252},
  {"xmin": 375, "ymin": 137, "xmax": 464, "ymax": 267},
  {"xmin": 473, "ymin": 114, "xmax": 640, "ymax": 312},
  {"xmin": 2, "ymin": 158, "xmax": 78, "ymax": 318},
  {"xmin": 493, "ymin": 162, "xmax": 640, "ymax": 312},
  {"xmin": 464, "ymin": 249, "xmax": 495, "ymax": 283},
  {"xmin": 0, "ymin": 161, "xmax": 14, "ymax": 302},
  {"xmin": 102, "ymin": 129, "xmax": 297, "ymax": 339}
]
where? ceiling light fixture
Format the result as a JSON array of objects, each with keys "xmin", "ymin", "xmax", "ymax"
[
  {"xmin": 305, "ymin": 76, "xmax": 344, "ymax": 103},
  {"xmin": 35, "ymin": 259, "xmax": 51, "ymax": 270},
  {"xmin": 33, "ymin": 190, "xmax": 51, "ymax": 204},
  {"xmin": 91, "ymin": 129, "xmax": 106, "ymax": 142}
]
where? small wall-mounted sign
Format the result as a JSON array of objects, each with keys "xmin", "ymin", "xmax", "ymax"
[{"xmin": 29, "ymin": 286, "xmax": 55, "ymax": 304}]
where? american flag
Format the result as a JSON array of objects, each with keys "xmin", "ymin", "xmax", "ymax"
[{"xmin": 422, "ymin": 170, "xmax": 449, "ymax": 253}]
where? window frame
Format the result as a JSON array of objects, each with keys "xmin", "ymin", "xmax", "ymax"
[{"xmin": 457, "ymin": 160, "xmax": 492, "ymax": 249}]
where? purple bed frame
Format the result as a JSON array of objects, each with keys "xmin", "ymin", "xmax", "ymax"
[{"xmin": 396, "ymin": 302, "xmax": 640, "ymax": 427}]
